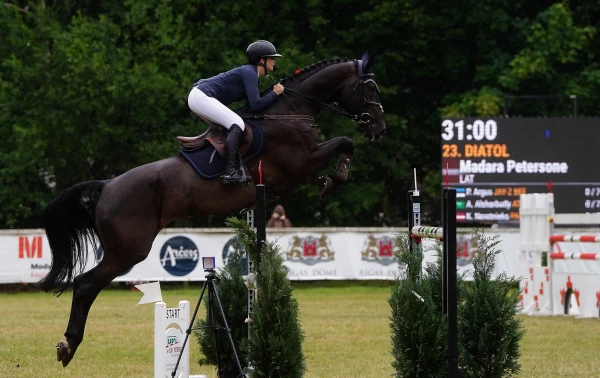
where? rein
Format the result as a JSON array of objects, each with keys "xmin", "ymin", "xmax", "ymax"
[
  {"xmin": 260, "ymin": 60, "xmax": 383, "ymax": 135},
  {"xmin": 262, "ymin": 75, "xmax": 319, "ymax": 128},
  {"xmin": 283, "ymin": 86, "xmax": 357, "ymax": 121},
  {"xmin": 250, "ymin": 113, "xmax": 317, "ymax": 123}
]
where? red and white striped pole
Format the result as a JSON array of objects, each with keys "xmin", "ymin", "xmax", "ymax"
[
  {"xmin": 550, "ymin": 235, "xmax": 600, "ymax": 243},
  {"xmin": 549, "ymin": 252, "xmax": 600, "ymax": 260}
]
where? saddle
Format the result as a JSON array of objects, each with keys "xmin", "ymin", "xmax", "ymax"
[
  {"xmin": 177, "ymin": 120, "xmax": 264, "ymax": 180},
  {"xmin": 177, "ymin": 122, "xmax": 254, "ymax": 158}
]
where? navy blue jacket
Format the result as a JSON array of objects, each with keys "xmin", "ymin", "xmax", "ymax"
[{"xmin": 194, "ymin": 65, "xmax": 277, "ymax": 112}]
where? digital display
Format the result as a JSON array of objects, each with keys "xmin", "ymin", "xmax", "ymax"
[{"xmin": 441, "ymin": 118, "xmax": 600, "ymax": 222}]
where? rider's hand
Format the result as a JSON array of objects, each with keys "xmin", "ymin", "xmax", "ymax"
[{"xmin": 273, "ymin": 83, "xmax": 284, "ymax": 95}]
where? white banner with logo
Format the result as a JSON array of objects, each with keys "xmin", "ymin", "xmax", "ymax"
[{"xmin": 0, "ymin": 228, "xmax": 526, "ymax": 284}]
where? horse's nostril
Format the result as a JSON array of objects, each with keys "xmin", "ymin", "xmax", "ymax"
[{"xmin": 380, "ymin": 128, "xmax": 387, "ymax": 136}]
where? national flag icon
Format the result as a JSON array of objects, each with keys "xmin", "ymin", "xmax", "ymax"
[
  {"xmin": 456, "ymin": 188, "xmax": 466, "ymax": 198},
  {"xmin": 456, "ymin": 212, "xmax": 466, "ymax": 221},
  {"xmin": 456, "ymin": 200, "xmax": 466, "ymax": 210}
]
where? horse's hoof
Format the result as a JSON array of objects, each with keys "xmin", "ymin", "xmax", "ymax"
[
  {"xmin": 316, "ymin": 176, "xmax": 334, "ymax": 198},
  {"xmin": 56, "ymin": 340, "xmax": 74, "ymax": 367},
  {"xmin": 332, "ymin": 153, "xmax": 352, "ymax": 182}
]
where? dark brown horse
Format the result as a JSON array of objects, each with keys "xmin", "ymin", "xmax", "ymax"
[{"xmin": 39, "ymin": 53, "xmax": 385, "ymax": 367}]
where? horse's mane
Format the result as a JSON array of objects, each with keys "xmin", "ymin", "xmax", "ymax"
[
  {"xmin": 279, "ymin": 57, "xmax": 352, "ymax": 85},
  {"xmin": 238, "ymin": 57, "xmax": 354, "ymax": 116}
]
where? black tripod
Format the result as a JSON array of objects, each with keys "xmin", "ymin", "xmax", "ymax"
[{"xmin": 171, "ymin": 269, "xmax": 246, "ymax": 378}]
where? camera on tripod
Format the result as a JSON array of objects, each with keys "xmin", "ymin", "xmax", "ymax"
[
  {"xmin": 202, "ymin": 256, "xmax": 216, "ymax": 271},
  {"xmin": 170, "ymin": 255, "xmax": 246, "ymax": 378}
]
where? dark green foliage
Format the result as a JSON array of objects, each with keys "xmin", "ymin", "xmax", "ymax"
[
  {"xmin": 194, "ymin": 216, "xmax": 306, "ymax": 377},
  {"xmin": 228, "ymin": 217, "xmax": 306, "ymax": 378},
  {"xmin": 226, "ymin": 217, "xmax": 259, "ymax": 263},
  {"xmin": 389, "ymin": 234, "xmax": 446, "ymax": 378},
  {"xmin": 244, "ymin": 241, "xmax": 306, "ymax": 378},
  {"xmin": 194, "ymin": 242, "xmax": 248, "ymax": 377},
  {"xmin": 4, "ymin": 1, "xmax": 600, "ymax": 227},
  {"xmin": 458, "ymin": 230, "xmax": 525, "ymax": 378}
]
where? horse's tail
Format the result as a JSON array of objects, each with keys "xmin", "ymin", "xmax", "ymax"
[{"xmin": 38, "ymin": 180, "xmax": 105, "ymax": 295}]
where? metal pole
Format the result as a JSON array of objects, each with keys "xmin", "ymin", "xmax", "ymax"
[
  {"xmin": 247, "ymin": 162, "xmax": 266, "ymax": 345},
  {"xmin": 442, "ymin": 188, "xmax": 448, "ymax": 319},
  {"xmin": 246, "ymin": 210, "xmax": 255, "ymax": 342},
  {"xmin": 255, "ymin": 184, "xmax": 266, "ymax": 272},
  {"xmin": 443, "ymin": 188, "xmax": 458, "ymax": 378}
]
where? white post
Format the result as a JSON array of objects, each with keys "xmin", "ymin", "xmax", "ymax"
[
  {"xmin": 155, "ymin": 302, "xmax": 166, "ymax": 378},
  {"xmin": 520, "ymin": 193, "xmax": 600, "ymax": 318},
  {"xmin": 155, "ymin": 301, "xmax": 194, "ymax": 378},
  {"xmin": 180, "ymin": 301, "xmax": 190, "ymax": 378},
  {"xmin": 519, "ymin": 193, "xmax": 554, "ymax": 314}
]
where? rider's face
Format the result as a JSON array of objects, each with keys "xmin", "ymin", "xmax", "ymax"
[{"xmin": 265, "ymin": 57, "xmax": 276, "ymax": 71}]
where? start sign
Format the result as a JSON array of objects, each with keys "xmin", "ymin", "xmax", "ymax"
[{"xmin": 154, "ymin": 301, "xmax": 190, "ymax": 378}]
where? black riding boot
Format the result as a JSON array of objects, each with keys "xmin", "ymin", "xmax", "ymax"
[{"xmin": 221, "ymin": 124, "xmax": 246, "ymax": 185}]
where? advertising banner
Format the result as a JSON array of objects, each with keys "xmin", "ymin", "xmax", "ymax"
[{"xmin": 0, "ymin": 228, "xmax": 524, "ymax": 284}]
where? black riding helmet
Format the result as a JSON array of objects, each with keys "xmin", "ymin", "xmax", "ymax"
[{"xmin": 246, "ymin": 40, "xmax": 282, "ymax": 65}]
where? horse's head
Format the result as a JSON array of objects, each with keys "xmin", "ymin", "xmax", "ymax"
[
  {"xmin": 274, "ymin": 54, "xmax": 386, "ymax": 140},
  {"xmin": 338, "ymin": 52, "xmax": 386, "ymax": 140}
]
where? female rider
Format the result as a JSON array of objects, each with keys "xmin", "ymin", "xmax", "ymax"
[{"xmin": 188, "ymin": 40, "xmax": 285, "ymax": 185}]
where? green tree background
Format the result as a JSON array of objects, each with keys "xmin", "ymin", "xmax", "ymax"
[{"xmin": 1, "ymin": 0, "xmax": 596, "ymax": 228}]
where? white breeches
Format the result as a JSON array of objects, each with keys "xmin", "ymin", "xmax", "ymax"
[{"xmin": 187, "ymin": 87, "xmax": 245, "ymax": 131}]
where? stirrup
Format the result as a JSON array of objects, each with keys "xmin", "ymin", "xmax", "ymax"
[
  {"xmin": 222, "ymin": 153, "xmax": 251, "ymax": 187},
  {"xmin": 221, "ymin": 170, "xmax": 252, "ymax": 188}
]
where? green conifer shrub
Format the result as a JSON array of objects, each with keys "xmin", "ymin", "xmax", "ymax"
[
  {"xmin": 389, "ymin": 234, "xmax": 447, "ymax": 378},
  {"xmin": 194, "ymin": 227, "xmax": 249, "ymax": 378},
  {"xmin": 458, "ymin": 229, "xmax": 525, "ymax": 378},
  {"xmin": 201, "ymin": 217, "xmax": 306, "ymax": 378}
]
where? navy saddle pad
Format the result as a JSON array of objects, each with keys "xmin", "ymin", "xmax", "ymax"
[{"xmin": 178, "ymin": 120, "xmax": 264, "ymax": 179}]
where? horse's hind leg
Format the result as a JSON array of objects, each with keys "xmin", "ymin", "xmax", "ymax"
[
  {"xmin": 57, "ymin": 233, "xmax": 154, "ymax": 367},
  {"xmin": 56, "ymin": 262, "xmax": 117, "ymax": 366}
]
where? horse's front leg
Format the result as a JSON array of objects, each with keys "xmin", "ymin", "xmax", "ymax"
[{"xmin": 308, "ymin": 136, "xmax": 355, "ymax": 197}]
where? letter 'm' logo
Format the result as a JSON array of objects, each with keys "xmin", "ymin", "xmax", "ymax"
[{"xmin": 19, "ymin": 236, "xmax": 42, "ymax": 259}]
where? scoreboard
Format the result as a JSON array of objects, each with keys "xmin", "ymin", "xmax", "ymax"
[{"xmin": 441, "ymin": 118, "xmax": 600, "ymax": 223}]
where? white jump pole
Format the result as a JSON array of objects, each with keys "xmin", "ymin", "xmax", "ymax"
[
  {"xmin": 551, "ymin": 235, "xmax": 600, "ymax": 243},
  {"xmin": 411, "ymin": 226, "xmax": 444, "ymax": 240},
  {"xmin": 550, "ymin": 252, "xmax": 600, "ymax": 260}
]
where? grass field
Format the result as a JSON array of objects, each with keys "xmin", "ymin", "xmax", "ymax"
[{"xmin": 1, "ymin": 283, "xmax": 599, "ymax": 378}]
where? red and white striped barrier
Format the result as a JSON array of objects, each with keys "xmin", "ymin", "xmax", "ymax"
[
  {"xmin": 550, "ymin": 235, "xmax": 600, "ymax": 243},
  {"xmin": 549, "ymin": 252, "xmax": 600, "ymax": 260},
  {"xmin": 519, "ymin": 193, "xmax": 600, "ymax": 318}
]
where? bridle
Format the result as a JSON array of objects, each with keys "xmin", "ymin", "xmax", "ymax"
[
  {"xmin": 261, "ymin": 60, "xmax": 384, "ymax": 136},
  {"xmin": 340, "ymin": 59, "xmax": 384, "ymax": 130}
]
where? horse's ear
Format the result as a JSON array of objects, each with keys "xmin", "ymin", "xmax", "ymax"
[
  {"xmin": 361, "ymin": 51, "xmax": 370, "ymax": 63},
  {"xmin": 361, "ymin": 51, "xmax": 375, "ymax": 73}
]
